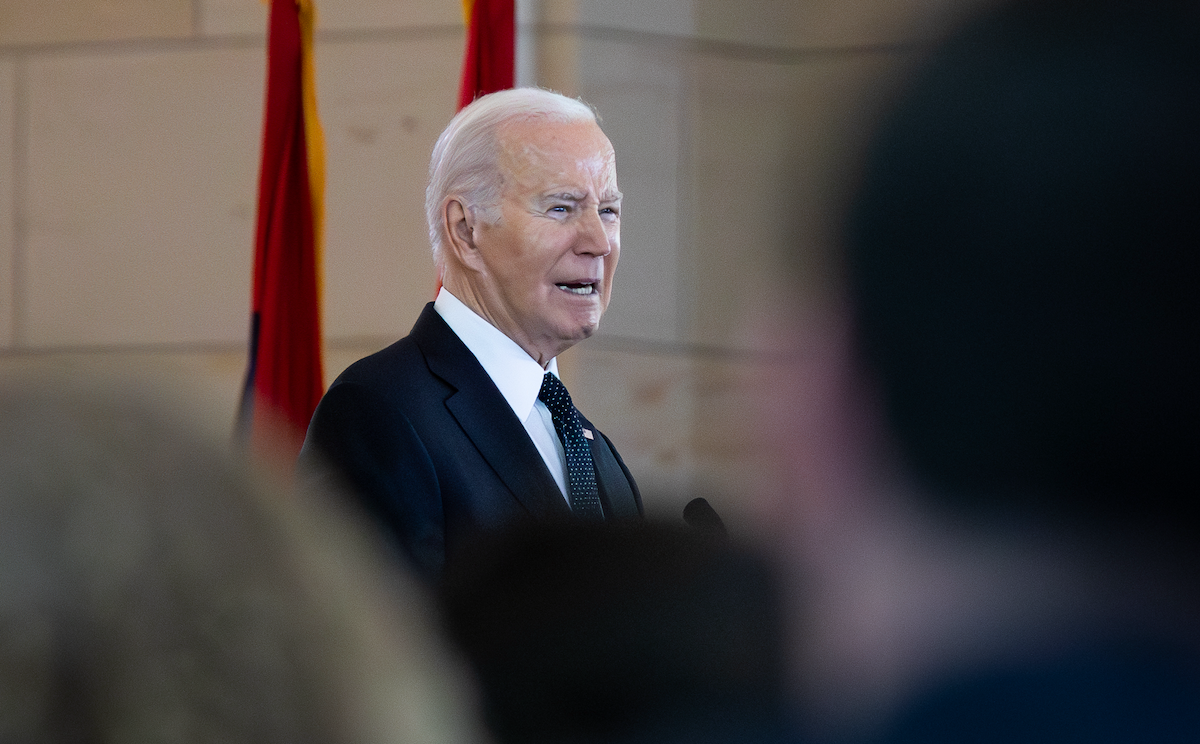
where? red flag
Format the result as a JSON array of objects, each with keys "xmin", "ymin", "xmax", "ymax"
[
  {"xmin": 239, "ymin": 0, "xmax": 326, "ymax": 466},
  {"xmin": 457, "ymin": 0, "xmax": 515, "ymax": 110}
]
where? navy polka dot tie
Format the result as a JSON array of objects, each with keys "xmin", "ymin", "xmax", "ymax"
[{"xmin": 538, "ymin": 372, "xmax": 603, "ymax": 520}]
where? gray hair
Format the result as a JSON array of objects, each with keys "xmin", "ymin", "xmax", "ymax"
[{"xmin": 425, "ymin": 87, "xmax": 598, "ymax": 269}]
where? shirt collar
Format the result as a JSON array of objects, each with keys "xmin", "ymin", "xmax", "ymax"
[{"xmin": 434, "ymin": 287, "xmax": 558, "ymax": 420}]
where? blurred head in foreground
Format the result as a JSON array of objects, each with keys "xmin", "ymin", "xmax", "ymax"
[
  {"xmin": 440, "ymin": 521, "xmax": 787, "ymax": 744},
  {"xmin": 846, "ymin": 0, "xmax": 1200, "ymax": 538},
  {"xmin": 0, "ymin": 371, "xmax": 484, "ymax": 744},
  {"xmin": 768, "ymin": 0, "xmax": 1200, "ymax": 738}
]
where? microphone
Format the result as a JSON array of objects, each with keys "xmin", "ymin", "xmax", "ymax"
[{"xmin": 683, "ymin": 497, "xmax": 726, "ymax": 536}]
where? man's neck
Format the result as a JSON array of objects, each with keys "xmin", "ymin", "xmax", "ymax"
[{"xmin": 439, "ymin": 275, "xmax": 557, "ymax": 367}]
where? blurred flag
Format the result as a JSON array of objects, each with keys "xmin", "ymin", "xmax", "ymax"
[
  {"xmin": 458, "ymin": 0, "xmax": 515, "ymax": 109},
  {"xmin": 239, "ymin": 0, "xmax": 326, "ymax": 466}
]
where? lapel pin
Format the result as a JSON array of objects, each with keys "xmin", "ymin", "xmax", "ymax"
[{"xmin": 582, "ymin": 428, "xmax": 594, "ymax": 440}]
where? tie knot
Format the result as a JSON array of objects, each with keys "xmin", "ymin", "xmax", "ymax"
[{"xmin": 538, "ymin": 373, "xmax": 574, "ymax": 420}]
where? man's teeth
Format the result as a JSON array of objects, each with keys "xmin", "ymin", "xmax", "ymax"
[{"xmin": 556, "ymin": 283, "xmax": 595, "ymax": 295}]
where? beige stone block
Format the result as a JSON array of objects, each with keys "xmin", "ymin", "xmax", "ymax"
[
  {"xmin": 684, "ymin": 51, "xmax": 915, "ymax": 349},
  {"xmin": 24, "ymin": 46, "xmax": 264, "ymax": 347},
  {"xmin": 199, "ymin": 0, "xmax": 462, "ymax": 37},
  {"xmin": 319, "ymin": 0, "xmax": 463, "ymax": 31},
  {"xmin": 0, "ymin": 61, "xmax": 13, "ymax": 349},
  {"xmin": 541, "ymin": 0, "xmax": 998, "ymax": 51},
  {"xmin": 0, "ymin": 0, "xmax": 192, "ymax": 46},
  {"xmin": 197, "ymin": 0, "xmax": 267, "ymax": 37},
  {"xmin": 575, "ymin": 37, "xmax": 686, "ymax": 345},
  {"xmin": 317, "ymin": 35, "xmax": 461, "ymax": 341},
  {"xmin": 687, "ymin": 353, "xmax": 784, "ymax": 529},
  {"xmin": 564, "ymin": 341, "xmax": 696, "ymax": 519},
  {"xmin": 564, "ymin": 339, "xmax": 780, "ymax": 532},
  {"xmin": 577, "ymin": 0, "xmax": 696, "ymax": 40},
  {"xmin": 532, "ymin": 0, "xmax": 580, "ymax": 96},
  {"xmin": 693, "ymin": 0, "xmax": 998, "ymax": 49}
]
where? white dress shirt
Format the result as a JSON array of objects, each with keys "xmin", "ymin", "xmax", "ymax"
[{"xmin": 433, "ymin": 288, "xmax": 570, "ymax": 502}]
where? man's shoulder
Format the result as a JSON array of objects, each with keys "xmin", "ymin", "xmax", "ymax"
[
  {"xmin": 332, "ymin": 334, "xmax": 424, "ymax": 388},
  {"xmin": 327, "ymin": 303, "xmax": 490, "ymax": 404},
  {"xmin": 331, "ymin": 304, "xmax": 449, "ymax": 387}
]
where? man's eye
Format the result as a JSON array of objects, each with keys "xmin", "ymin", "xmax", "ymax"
[
  {"xmin": 549, "ymin": 205, "xmax": 569, "ymax": 214},
  {"xmin": 601, "ymin": 207, "xmax": 619, "ymax": 218}
]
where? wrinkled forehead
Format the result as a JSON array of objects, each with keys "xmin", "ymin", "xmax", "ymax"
[{"xmin": 496, "ymin": 119, "xmax": 618, "ymax": 194}]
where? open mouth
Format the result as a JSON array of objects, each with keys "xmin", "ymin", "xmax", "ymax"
[{"xmin": 555, "ymin": 282, "xmax": 597, "ymax": 296}]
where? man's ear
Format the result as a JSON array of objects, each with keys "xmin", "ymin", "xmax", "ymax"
[{"xmin": 442, "ymin": 197, "xmax": 481, "ymax": 269}]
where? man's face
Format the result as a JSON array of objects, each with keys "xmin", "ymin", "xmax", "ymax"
[{"xmin": 469, "ymin": 118, "xmax": 621, "ymax": 365}]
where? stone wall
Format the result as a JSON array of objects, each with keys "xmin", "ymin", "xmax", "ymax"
[{"xmin": 0, "ymin": 0, "xmax": 993, "ymax": 526}]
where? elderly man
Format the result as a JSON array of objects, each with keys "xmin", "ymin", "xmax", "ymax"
[{"xmin": 300, "ymin": 88, "xmax": 642, "ymax": 581}]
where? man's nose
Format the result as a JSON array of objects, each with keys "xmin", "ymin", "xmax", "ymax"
[{"xmin": 575, "ymin": 208, "xmax": 611, "ymax": 256}]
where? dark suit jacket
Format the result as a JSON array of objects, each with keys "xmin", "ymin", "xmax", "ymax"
[{"xmin": 299, "ymin": 303, "xmax": 642, "ymax": 581}]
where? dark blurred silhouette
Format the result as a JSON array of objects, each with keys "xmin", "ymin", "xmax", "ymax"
[
  {"xmin": 439, "ymin": 520, "xmax": 790, "ymax": 744},
  {"xmin": 0, "ymin": 370, "xmax": 485, "ymax": 744},
  {"xmin": 765, "ymin": 0, "xmax": 1200, "ymax": 740},
  {"xmin": 683, "ymin": 497, "xmax": 727, "ymax": 536},
  {"xmin": 846, "ymin": 0, "xmax": 1200, "ymax": 536}
]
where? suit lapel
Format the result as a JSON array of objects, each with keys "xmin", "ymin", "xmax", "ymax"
[
  {"xmin": 580, "ymin": 414, "xmax": 641, "ymax": 520},
  {"xmin": 410, "ymin": 305, "xmax": 570, "ymax": 520}
]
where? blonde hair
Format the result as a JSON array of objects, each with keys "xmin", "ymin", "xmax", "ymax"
[{"xmin": 0, "ymin": 370, "xmax": 484, "ymax": 744}]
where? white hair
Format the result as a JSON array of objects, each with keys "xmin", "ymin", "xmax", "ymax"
[{"xmin": 425, "ymin": 87, "xmax": 599, "ymax": 269}]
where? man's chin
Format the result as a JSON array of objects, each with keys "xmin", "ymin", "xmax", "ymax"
[
  {"xmin": 561, "ymin": 324, "xmax": 597, "ymax": 347},
  {"xmin": 551, "ymin": 320, "xmax": 600, "ymax": 355}
]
